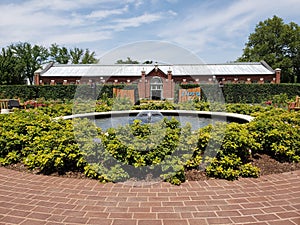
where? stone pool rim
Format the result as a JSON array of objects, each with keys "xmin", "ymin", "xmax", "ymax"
[{"xmin": 59, "ymin": 110, "xmax": 254, "ymax": 124}]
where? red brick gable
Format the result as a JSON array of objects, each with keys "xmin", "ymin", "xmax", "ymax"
[{"xmin": 146, "ymin": 67, "xmax": 167, "ymax": 78}]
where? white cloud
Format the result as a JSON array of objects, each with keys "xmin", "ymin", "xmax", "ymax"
[
  {"xmin": 0, "ymin": 0, "xmax": 168, "ymax": 47},
  {"xmin": 167, "ymin": 10, "xmax": 177, "ymax": 17},
  {"xmin": 156, "ymin": 0, "xmax": 300, "ymax": 62},
  {"xmin": 0, "ymin": 0, "xmax": 299, "ymax": 63},
  {"xmin": 87, "ymin": 6, "xmax": 128, "ymax": 20},
  {"xmin": 150, "ymin": 0, "xmax": 178, "ymax": 5},
  {"xmin": 99, "ymin": 41, "xmax": 203, "ymax": 64},
  {"xmin": 104, "ymin": 13, "xmax": 164, "ymax": 31},
  {"xmin": 42, "ymin": 31, "xmax": 112, "ymax": 46}
]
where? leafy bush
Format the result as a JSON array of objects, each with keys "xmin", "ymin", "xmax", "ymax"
[
  {"xmin": 185, "ymin": 121, "xmax": 261, "ymax": 180},
  {"xmin": 205, "ymin": 153, "xmax": 260, "ymax": 180},
  {"xmin": 0, "ymin": 110, "xmax": 86, "ymax": 174},
  {"xmin": 223, "ymin": 83, "xmax": 300, "ymax": 103},
  {"xmin": 248, "ymin": 110, "xmax": 300, "ymax": 162},
  {"xmin": 98, "ymin": 118, "xmax": 187, "ymax": 183},
  {"xmin": 1, "ymin": 99, "xmax": 299, "ymax": 184},
  {"xmin": 0, "ymin": 84, "xmax": 138, "ymax": 101},
  {"xmin": 225, "ymin": 103, "xmax": 272, "ymax": 115},
  {"xmin": 132, "ymin": 100, "xmax": 176, "ymax": 110},
  {"xmin": 23, "ymin": 119, "xmax": 85, "ymax": 174},
  {"xmin": 0, "ymin": 85, "xmax": 38, "ymax": 100}
]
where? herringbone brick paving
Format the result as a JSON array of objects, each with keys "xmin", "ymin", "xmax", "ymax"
[{"xmin": 0, "ymin": 167, "xmax": 299, "ymax": 225}]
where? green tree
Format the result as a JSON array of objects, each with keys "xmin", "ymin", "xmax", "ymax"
[
  {"xmin": 0, "ymin": 47, "xmax": 24, "ymax": 84},
  {"xmin": 50, "ymin": 45, "xmax": 99, "ymax": 64},
  {"xmin": 69, "ymin": 47, "xmax": 83, "ymax": 64},
  {"xmin": 0, "ymin": 42, "xmax": 99, "ymax": 85},
  {"xmin": 238, "ymin": 16, "xmax": 300, "ymax": 83},
  {"xmin": 49, "ymin": 43, "xmax": 69, "ymax": 64},
  {"xmin": 116, "ymin": 57, "xmax": 139, "ymax": 64},
  {"xmin": 80, "ymin": 49, "xmax": 99, "ymax": 64},
  {"xmin": 143, "ymin": 60, "xmax": 153, "ymax": 64},
  {"xmin": 10, "ymin": 42, "xmax": 49, "ymax": 84}
]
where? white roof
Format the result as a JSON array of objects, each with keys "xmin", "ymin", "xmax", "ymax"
[{"xmin": 40, "ymin": 62, "xmax": 274, "ymax": 77}]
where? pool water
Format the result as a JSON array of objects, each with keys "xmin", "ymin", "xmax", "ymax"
[{"xmin": 94, "ymin": 115, "xmax": 223, "ymax": 131}]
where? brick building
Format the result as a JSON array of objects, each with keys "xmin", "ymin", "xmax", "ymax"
[{"xmin": 34, "ymin": 61, "xmax": 281, "ymax": 100}]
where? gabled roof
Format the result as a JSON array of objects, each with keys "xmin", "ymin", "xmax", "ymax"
[{"xmin": 38, "ymin": 61, "xmax": 274, "ymax": 77}]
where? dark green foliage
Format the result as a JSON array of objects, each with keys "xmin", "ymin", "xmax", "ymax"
[
  {"xmin": 0, "ymin": 48, "xmax": 25, "ymax": 85},
  {"xmin": 223, "ymin": 83, "xmax": 300, "ymax": 103},
  {"xmin": 0, "ymin": 84, "xmax": 138, "ymax": 101},
  {"xmin": 0, "ymin": 85, "xmax": 38, "ymax": 100},
  {"xmin": 0, "ymin": 83, "xmax": 299, "ymax": 104},
  {"xmin": 0, "ymin": 42, "xmax": 99, "ymax": 85},
  {"xmin": 38, "ymin": 85, "xmax": 78, "ymax": 100},
  {"xmin": 116, "ymin": 57, "xmax": 139, "ymax": 64},
  {"xmin": 238, "ymin": 16, "xmax": 300, "ymax": 83}
]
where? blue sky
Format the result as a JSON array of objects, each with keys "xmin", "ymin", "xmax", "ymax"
[{"xmin": 0, "ymin": 0, "xmax": 299, "ymax": 64}]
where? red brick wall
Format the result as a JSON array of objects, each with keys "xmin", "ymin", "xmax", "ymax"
[{"xmin": 37, "ymin": 67, "xmax": 278, "ymax": 100}]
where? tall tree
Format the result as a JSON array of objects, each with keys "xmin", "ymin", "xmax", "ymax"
[
  {"xmin": 69, "ymin": 47, "xmax": 83, "ymax": 64},
  {"xmin": 238, "ymin": 16, "xmax": 300, "ymax": 83},
  {"xmin": 79, "ymin": 49, "xmax": 99, "ymax": 64},
  {"xmin": 0, "ymin": 47, "xmax": 24, "ymax": 84},
  {"xmin": 0, "ymin": 42, "xmax": 100, "ymax": 84},
  {"xmin": 10, "ymin": 42, "xmax": 49, "ymax": 84},
  {"xmin": 50, "ymin": 45, "xmax": 99, "ymax": 64},
  {"xmin": 49, "ymin": 43, "xmax": 69, "ymax": 64}
]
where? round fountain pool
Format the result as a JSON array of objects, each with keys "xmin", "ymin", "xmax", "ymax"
[{"xmin": 62, "ymin": 110, "xmax": 253, "ymax": 131}]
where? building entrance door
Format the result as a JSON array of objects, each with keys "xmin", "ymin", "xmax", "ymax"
[{"xmin": 150, "ymin": 77, "xmax": 163, "ymax": 100}]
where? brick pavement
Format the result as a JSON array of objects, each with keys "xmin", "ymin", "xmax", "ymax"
[{"xmin": 0, "ymin": 167, "xmax": 299, "ymax": 225}]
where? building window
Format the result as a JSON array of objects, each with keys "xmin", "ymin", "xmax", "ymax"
[{"xmin": 150, "ymin": 76, "xmax": 163, "ymax": 100}]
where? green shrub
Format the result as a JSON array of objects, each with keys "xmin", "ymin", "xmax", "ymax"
[
  {"xmin": 225, "ymin": 103, "xmax": 271, "ymax": 115},
  {"xmin": 221, "ymin": 123, "xmax": 261, "ymax": 162},
  {"xmin": 132, "ymin": 100, "xmax": 176, "ymax": 110},
  {"xmin": 205, "ymin": 153, "xmax": 260, "ymax": 180},
  {"xmin": 223, "ymin": 83, "xmax": 300, "ymax": 103},
  {"xmin": 100, "ymin": 118, "xmax": 185, "ymax": 183},
  {"xmin": 0, "ymin": 110, "xmax": 86, "ymax": 174},
  {"xmin": 248, "ymin": 110, "xmax": 300, "ymax": 162},
  {"xmin": 1, "ymin": 99, "xmax": 299, "ymax": 184}
]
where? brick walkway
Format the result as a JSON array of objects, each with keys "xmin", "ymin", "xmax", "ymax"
[{"xmin": 0, "ymin": 167, "xmax": 299, "ymax": 225}]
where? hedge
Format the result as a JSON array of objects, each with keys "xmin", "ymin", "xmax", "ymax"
[
  {"xmin": 0, "ymin": 84, "xmax": 138, "ymax": 101},
  {"xmin": 223, "ymin": 83, "xmax": 300, "ymax": 103},
  {"xmin": 0, "ymin": 83, "xmax": 300, "ymax": 103}
]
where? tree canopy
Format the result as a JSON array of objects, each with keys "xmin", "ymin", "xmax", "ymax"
[
  {"xmin": 116, "ymin": 57, "xmax": 139, "ymax": 64},
  {"xmin": 116, "ymin": 57, "xmax": 154, "ymax": 65},
  {"xmin": 238, "ymin": 16, "xmax": 300, "ymax": 83},
  {"xmin": 0, "ymin": 47, "xmax": 24, "ymax": 85},
  {"xmin": 0, "ymin": 42, "xmax": 99, "ymax": 85}
]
